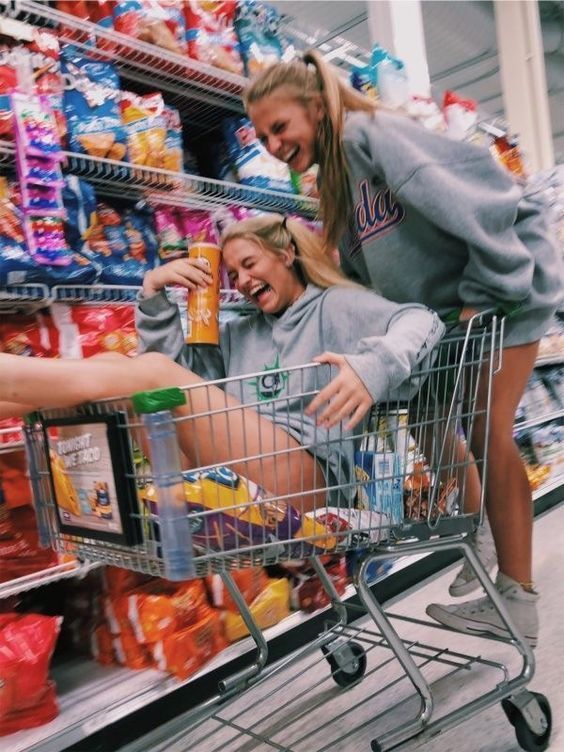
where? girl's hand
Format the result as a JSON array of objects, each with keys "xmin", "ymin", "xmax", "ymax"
[
  {"xmin": 142, "ymin": 258, "xmax": 214, "ymax": 297},
  {"xmin": 305, "ymin": 352, "xmax": 373, "ymax": 430}
]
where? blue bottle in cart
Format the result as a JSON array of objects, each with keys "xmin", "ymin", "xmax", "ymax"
[{"xmin": 354, "ymin": 451, "xmax": 404, "ymax": 526}]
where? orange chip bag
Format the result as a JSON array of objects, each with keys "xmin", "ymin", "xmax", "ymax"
[
  {"xmin": 152, "ymin": 610, "xmax": 226, "ymax": 681},
  {"xmin": 128, "ymin": 578, "xmax": 209, "ymax": 644},
  {"xmin": 206, "ymin": 568, "xmax": 268, "ymax": 613},
  {"xmin": 121, "ymin": 91, "xmax": 167, "ymax": 168}
]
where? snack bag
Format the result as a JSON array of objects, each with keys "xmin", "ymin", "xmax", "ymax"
[
  {"xmin": 184, "ymin": 0, "xmax": 243, "ymax": 75},
  {"xmin": 206, "ymin": 567, "xmax": 268, "ymax": 612},
  {"xmin": 127, "ymin": 579, "xmax": 209, "ymax": 643},
  {"xmin": 120, "ymin": 91, "xmax": 167, "ymax": 168},
  {"xmin": 442, "ymin": 90, "xmax": 478, "ymax": 141},
  {"xmin": 152, "ymin": 608, "xmax": 226, "ymax": 680},
  {"xmin": 155, "ymin": 206, "xmax": 217, "ymax": 262},
  {"xmin": 28, "ymin": 29, "xmax": 66, "ymax": 141},
  {"xmin": 112, "ymin": 625, "xmax": 154, "ymax": 670},
  {"xmin": 234, "ymin": 1, "xmax": 294, "ymax": 77},
  {"xmin": 50, "ymin": 303, "xmax": 138, "ymax": 359},
  {"xmin": 163, "ymin": 105, "xmax": 183, "ymax": 173},
  {"xmin": 222, "ymin": 117, "xmax": 294, "ymax": 193},
  {"xmin": 78, "ymin": 200, "xmax": 157, "ymax": 286},
  {"xmin": 61, "ymin": 45, "xmax": 127, "ymax": 161},
  {"xmin": 140, "ymin": 465, "xmax": 335, "ymax": 556},
  {"xmin": 223, "ymin": 577, "xmax": 290, "ymax": 642},
  {"xmin": 113, "ymin": 0, "xmax": 186, "ymax": 54},
  {"xmin": 0, "ymin": 614, "xmax": 61, "ymax": 734}
]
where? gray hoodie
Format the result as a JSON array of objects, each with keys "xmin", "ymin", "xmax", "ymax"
[
  {"xmin": 339, "ymin": 111, "xmax": 563, "ymax": 346},
  {"xmin": 136, "ymin": 284, "xmax": 444, "ymax": 499}
]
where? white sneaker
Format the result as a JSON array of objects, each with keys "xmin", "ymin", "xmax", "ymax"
[
  {"xmin": 427, "ymin": 572, "xmax": 539, "ymax": 647},
  {"xmin": 449, "ymin": 516, "xmax": 497, "ymax": 597}
]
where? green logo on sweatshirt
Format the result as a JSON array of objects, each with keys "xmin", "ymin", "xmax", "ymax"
[{"xmin": 249, "ymin": 354, "xmax": 289, "ymax": 402}]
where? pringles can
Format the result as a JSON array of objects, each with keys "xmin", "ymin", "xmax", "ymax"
[{"xmin": 186, "ymin": 242, "xmax": 221, "ymax": 345}]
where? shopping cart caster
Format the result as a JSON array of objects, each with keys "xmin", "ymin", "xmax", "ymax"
[
  {"xmin": 322, "ymin": 640, "xmax": 366, "ymax": 688},
  {"xmin": 501, "ymin": 691, "xmax": 552, "ymax": 752}
]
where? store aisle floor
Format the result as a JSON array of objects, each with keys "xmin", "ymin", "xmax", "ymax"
[
  {"xmin": 383, "ymin": 499, "xmax": 564, "ymax": 752},
  {"xmin": 128, "ymin": 501, "xmax": 564, "ymax": 752}
]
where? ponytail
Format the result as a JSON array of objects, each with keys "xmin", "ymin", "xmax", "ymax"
[
  {"xmin": 221, "ymin": 213, "xmax": 358, "ymax": 290},
  {"xmin": 244, "ymin": 50, "xmax": 376, "ymax": 254}
]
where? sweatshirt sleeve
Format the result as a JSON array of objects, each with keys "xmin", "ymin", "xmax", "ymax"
[
  {"xmin": 335, "ymin": 293, "xmax": 445, "ymax": 403},
  {"xmin": 397, "ymin": 156, "xmax": 535, "ymax": 307},
  {"xmin": 352, "ymin": 112, "xmax": 536, "ymax": 307},
  {"xmin": 136, "ymin": 289, "xmax": 226, "ymax": 381}
]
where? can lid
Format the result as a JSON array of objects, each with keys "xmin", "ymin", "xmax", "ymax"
[{"xmin": 132, "ymin": 387, "xmax": 187, "ymax": 414}]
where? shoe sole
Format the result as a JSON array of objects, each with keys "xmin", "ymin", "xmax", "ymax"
[
  {"xmin": 448, "ymin": 561, "xmax": 498, "ymax": 598},
  {"xmin": 426, "ymin": 604, "xmax": 537, "ymax": 648}
]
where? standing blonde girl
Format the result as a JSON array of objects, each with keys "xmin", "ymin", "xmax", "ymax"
[{"xmin": 244, "ymin": 51, "xmax": 563, "ymax": 646}]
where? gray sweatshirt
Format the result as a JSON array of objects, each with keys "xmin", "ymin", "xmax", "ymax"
[
  {"xmin": 136, "ymin": 284, "xmax": 444, "ymax": 500},
  {"xmin": 339, "ymin": 111, "xmax": 563, "ymax": 346}
]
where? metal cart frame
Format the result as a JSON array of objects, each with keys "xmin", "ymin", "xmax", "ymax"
[{"xmin": 23, "ymin": 312, "xmax": 552, "ymax": 751}]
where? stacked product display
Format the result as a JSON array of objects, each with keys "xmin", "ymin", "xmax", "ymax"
[{"xmin": 0, "ymin": 2, "xmax": 562, "ymax": 750}]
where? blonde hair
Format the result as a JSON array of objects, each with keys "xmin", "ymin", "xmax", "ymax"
[
  {"xmin": 221, "ymin": 213, "xmax": 357, "ymax": 290},
  {"xmin": 244, "ymin": 49, "xmax": 376, "ymax": 252}
]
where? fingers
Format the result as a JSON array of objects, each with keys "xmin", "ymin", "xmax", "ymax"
[
  {"xmin": 306, "ymin": 357, "xmax": 373, "ymax": 430},
  {"xmin": 143, "ymin": 258, "xmax": 214, "ymax": 296}
]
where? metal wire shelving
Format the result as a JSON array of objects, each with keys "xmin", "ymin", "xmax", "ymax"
[
  {"xmin": 0, "ymin": 0, "xmax": 247, "ymax": 130},
  {"xmin": 0, "ymin": 140, "xmax": 319, "ymax": 217}
]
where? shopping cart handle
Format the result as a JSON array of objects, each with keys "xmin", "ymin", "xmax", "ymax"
[{"xmin": 444, "ymin": 306, "xmax": 505, "ymax": 333}]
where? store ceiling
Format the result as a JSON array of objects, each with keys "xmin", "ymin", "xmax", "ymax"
[{"xmin": 273, "ymin": 0, "xmax": 564, "ymax": 164}]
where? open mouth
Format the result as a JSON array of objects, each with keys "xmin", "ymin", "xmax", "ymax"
[
  {"xmin": 282, "ymin": 146, "xmax": 299, "ymax": 168},
  {"xmin": 250, "ymin": 283, "xmax": 272, "ymax": 303}
]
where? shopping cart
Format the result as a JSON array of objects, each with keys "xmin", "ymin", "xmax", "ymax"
[{"xmin": 23, "ymin": 311, "xmax": 552, "ymax": 752}]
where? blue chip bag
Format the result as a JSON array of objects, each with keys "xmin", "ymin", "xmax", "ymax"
[
  {"xmin": 80, "ymin": 199, "xmax": 157, "ymax": 286},
  {"xmin": 222, "ymin": 116, "xmax": 294, "ymax": 194},
  {"xmin": 61, "ymin": 44, "xmax": 127, "ymax": 162},
  {"xmin": 0, "ymin": 181, "xmax": 99, "ymax": 287},
  {"xmin": 234, "ymin": 0, "xmax": 294, "ymax": 77}
]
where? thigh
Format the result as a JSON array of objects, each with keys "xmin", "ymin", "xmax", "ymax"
[
  {"xmin": 470, "ymin": 340, "xmax": 539, "ymax": 459},
  {"xmin": 168, "ymin": 375, "xmax": 327, "ymax": 511}
]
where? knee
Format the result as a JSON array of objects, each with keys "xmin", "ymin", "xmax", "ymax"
[{"xmin": 133, "ymin": 352, "xmax": 177, "ymax": 388}]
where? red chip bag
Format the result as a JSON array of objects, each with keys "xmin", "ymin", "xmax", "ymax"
[
  {"xmin": 0, "ymin": 613, "xmax": 61, "ymax": 731},
  {"xmin": 0, "ymin": 312, "xmax": 59, "ymax": 358},
  {"xmin": 184, "ymin": 1, "xmax": 243, "ymax": 75}
]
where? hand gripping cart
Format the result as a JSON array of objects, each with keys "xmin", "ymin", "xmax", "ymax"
[{"xmin": 23, "ymin": 312, "xmax": 552, "ymax": 751}]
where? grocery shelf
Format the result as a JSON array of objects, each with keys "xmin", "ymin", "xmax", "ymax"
[
  {"xmin": 0, "ymin": 283, "xmax": 52, "ymax": 313},
  {"xmin": 0, "ymin": 560, "xmax": 100, "ymax": 600},
  {"xmin": 52, "ymin": 284, "xmax": 141, "ymax": 305},
  {"xmin": 532, "ymin": 471, "xmax": 564, "ymax": 501},
  {"xmin": 0, "ymin": 141, "xmax": 319, "ymax": 218},
  {"xmin": 3, "ymin": 554, "xmax": 419, "ymax": 752},
  {"xmin": 534, "ymin": 353, "xmax": 564, "ymax": 367},
  {"xmin": 513, "ymin": 408, "xmax": 564, "ymax": 433},
  {"xmin": 1, "ymin": 0, "xmax": 246, "ymax": 130},
  {"xmin": 51, "ymin": 284, "xmax": 249, "ymax": 309}
]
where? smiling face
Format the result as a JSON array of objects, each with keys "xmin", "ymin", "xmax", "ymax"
[
  {"xmin": 248, "ymin": 87, "xmax": 323, "ymax": 174},
  {"xmin": 222, "ymin": 237, "xmax": 305, "ymax": 315}
]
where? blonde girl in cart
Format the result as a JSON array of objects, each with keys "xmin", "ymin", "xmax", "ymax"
[
  {"xmin": 0, "ymin": 214, "xmax": 443, "ymax": 518},
  {"xmin": 244, "ymin": 51, "xmax": 563, "ymax": 647}
]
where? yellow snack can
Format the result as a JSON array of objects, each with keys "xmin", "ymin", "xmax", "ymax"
[{"xmin": 186, "ymin": 242, "xmax": 221, "ymax": 345}]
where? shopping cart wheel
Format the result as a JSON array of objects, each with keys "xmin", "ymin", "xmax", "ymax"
[
  {"xmin": 502, "ymin": 691, "xmax": 552, "ymax": 752},
  {"xmin": 322, "ymin": 640, "xmax": 366, "ymax": 688}
]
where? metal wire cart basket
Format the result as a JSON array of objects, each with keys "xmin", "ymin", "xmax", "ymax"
[{"xmin": 23, "ymin": 312, "xmax": 552, "ymax": 752}]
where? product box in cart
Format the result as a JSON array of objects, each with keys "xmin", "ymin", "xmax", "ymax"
[{"xmin": 354, "ymin": 450, "xmax": 404, "ymax": 525}]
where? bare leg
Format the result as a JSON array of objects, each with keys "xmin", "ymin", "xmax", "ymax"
[
  {"xmin": 0, "ymin": 352, "xmax": 325, "ymax": 512},
  {"xmin": 471, "ymin": 341, "xmax": 539, "ymax": 584}
]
